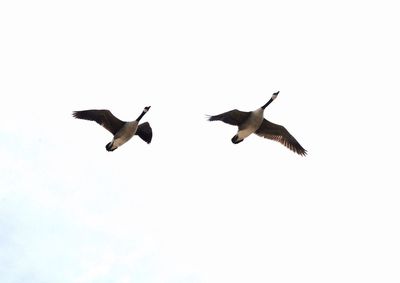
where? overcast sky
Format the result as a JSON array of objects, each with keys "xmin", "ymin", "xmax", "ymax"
[{"xmin": 1, "ymin": 1, "xmax": 400, "ymax": 283}]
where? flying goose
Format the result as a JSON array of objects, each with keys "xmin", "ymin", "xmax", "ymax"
[
  {"xmin": 207, "ymin": 91, "xmax": 307, "ymax": 156},
  {"xmin": 72, "ymin": 106, "xmax": 152, "ymax": 151}
]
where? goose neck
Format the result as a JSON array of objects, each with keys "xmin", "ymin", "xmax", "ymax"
[
  {"xmin": 136, "ymin": 111, "xmax": 147, "ymax": 121},
  {"xmin": 261, "ymin": 98, "xmax": 274, "ymax": 109}
]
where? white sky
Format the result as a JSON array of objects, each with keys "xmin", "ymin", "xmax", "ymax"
[{"xmin": 1, "ymin": 1, "xmax": 400, "ymax": 282}]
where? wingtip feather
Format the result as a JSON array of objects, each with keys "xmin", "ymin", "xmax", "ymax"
[
  {"xmin": 72, "ymin": 111, "xmax": 80, "ymax": 119},
  {"xmin": 205, "ymin": 114, "xmax": 213, "ymax": 121}
]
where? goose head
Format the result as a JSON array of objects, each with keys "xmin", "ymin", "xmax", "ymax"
[{"xmin": 261, "ymin": 91, "xmax": 279, "ymax": 109}]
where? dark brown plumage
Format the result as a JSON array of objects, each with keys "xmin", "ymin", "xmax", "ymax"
[
  {"xmin": 207, "ymin": 92, "xmax": 307, "ymax": 156},
  {"xmin": 72, "ymin": 110, "xmax": 124, "ymax": 135},
  {"xmin": 207, "ymin": 110, "xmax": 251, "ymax": 126},
  {"xmin": 73, "ymin": 107, "xmax": 152, "ymax": 150},
  {"xmin": 255, "ymin": 119, "xmax": 307, "ymax": 156}
]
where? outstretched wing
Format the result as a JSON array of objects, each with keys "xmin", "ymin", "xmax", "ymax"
[
  {"xmin": 207, "ymin": 109, "xmax": 251, "ymax": 126},
  {"xmin": 135, "ymin": 122, "xmax": 152, "ymax": 144},
  {"xmin": 72, "ymin": 109, "xmax": 125, "ymax": 135},
  {"xmin": 255, "ymin": 119, "xmax": 307, "ymax": 156}
]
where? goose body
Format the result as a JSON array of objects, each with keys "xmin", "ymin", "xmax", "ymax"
[
  {"xmin": 208, "ymin": 92, "xmax": 307, "ymax": 156},
  {"xmin": 235, "ymin": 108, "xmax": 264, "ymax": 142},
  {"xmin": 73, "ymin": 106, "xmax": 152, "ymax": 151}
]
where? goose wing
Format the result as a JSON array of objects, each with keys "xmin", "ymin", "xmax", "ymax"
[
  {"xmin": 72, "ymin": 109, "xmax": 125, "ymax": 135},
  {"xmin": 255, "ymin": 119, "xmax": 307, "ymax": 156},
  {"xmin": 207, "ymin": 109, "xmax": 251, "ymax": 126},
  {"xmin": 135, "ymin": 122, "xmax": 153, "ymax": 144}
]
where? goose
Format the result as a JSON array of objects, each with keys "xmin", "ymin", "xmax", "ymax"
[
  {"xmin": 207, "ymin": 91, "xmax": 307, "ymax": 156},
  {"xmin": 72, "ymin": 106, "xmax": 152, "ymax": 151}
]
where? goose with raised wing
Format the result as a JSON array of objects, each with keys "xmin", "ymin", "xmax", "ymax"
[
  {"xmin": 73, "ymin": 106, "xmax": 152, "ymax": 151},
  {"xmin": 207, "ymin": 92, "xmax": 307, "ymax": 156}
]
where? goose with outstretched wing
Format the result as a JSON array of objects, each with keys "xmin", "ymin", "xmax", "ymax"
[
  {"xmin": 73, "ymin": 106, "xmax": 152, "ymax": 151},
  {"xmin": 207, "ymin": 92, "xmax": 307, "ymax": 156}
]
